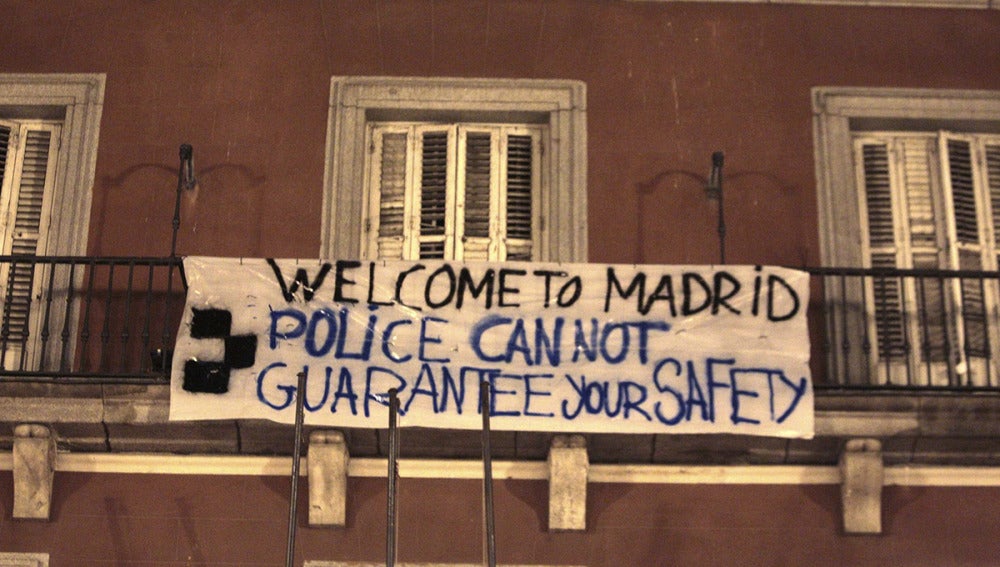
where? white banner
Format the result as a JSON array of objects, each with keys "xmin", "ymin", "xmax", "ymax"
[{"xmin": 169, "ymin": 257, "xmax": 813, "ymax": 438}]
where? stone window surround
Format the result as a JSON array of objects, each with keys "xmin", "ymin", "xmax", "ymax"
[
  {"xmin": 0, "ymin": 73, "xmax": 104, "ymax": 257},
  {"xmin": 322, "ymin": 76, "xmax": 587, "ymax": 263},
  {"xmin": 812, "ymin": 86, "xmax": 1000, "ymax": 268},
  {"xmin": 0, "ymin": 553, "xmax": 49, "ymax": 567}
]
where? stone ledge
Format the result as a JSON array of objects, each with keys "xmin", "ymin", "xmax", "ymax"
[{"xmin": 1, "ymin": 392, "xmax": 999, "ymax": 465}]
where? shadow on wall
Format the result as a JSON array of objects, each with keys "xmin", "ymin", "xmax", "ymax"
[
  {"xmin": 635, "ymin": 168, "xmax": 799, "ymax": 265},
  {"xmin": 93, "ymin": 158, "xmax": 267, "ymax": 256}
]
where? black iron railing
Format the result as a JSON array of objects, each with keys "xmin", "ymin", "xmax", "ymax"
[
  {"xmin": 2, "ymin": 258, "xmax": 1000, "ymax": 392},
  {"xmin": 0, "ymin": 254, "xmax": 184, "ymax": 383},
  {"xmin": 808, "ymin": 266, "xmax": 1000, "ymax": 392}
]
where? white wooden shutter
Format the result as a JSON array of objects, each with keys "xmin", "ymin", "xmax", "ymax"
[
  {"xmin": 500, "ymin": 128, "xmax": 539, "ymax": 261},
  {"xmin": 940, "ymin": 135, "xmax": 987, "ymax": 360},
  {"xmin": 0, "ymin": 121, "xmax": 60, "ymax": 352},
  {"xmin": 415, "ymin": 126, "xmax": 455, "ymax": 259},
  {"xmin": 365, "ymin": 122, "xmax": 540, "ymax": 262},
  {"xmin": 456, "ymin": 128, "xmax": 495, "ymax": 261},
  {"xmin": 456, "ymin": 125, "xmax": 539, "ymax": 261},
  {"xmin": 856, "ymin": 138, "xmax": 909, "ymax": 363},
  {"xmin": 365, "ymin": 127, "xmax": 410, "ymax": 260},
  {"xmin": 987, "ymin": 140, "xmax": 1000, "ymax": 261}
]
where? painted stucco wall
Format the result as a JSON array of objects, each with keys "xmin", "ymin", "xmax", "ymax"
[
  {"xmin": 2, "ymin": 471, "xmax": 999, "ymax": 565},
  {"xmin": 2, "ymin": 1, "xmax": 998, "ymax": 265}
]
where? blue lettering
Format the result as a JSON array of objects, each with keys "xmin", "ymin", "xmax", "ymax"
[
  {"xmin": 257, "ymin": 361, "xmax": 294, "ymax": 410},
  {"xmin": 269, "ymin": 309, "xmax": 306, "ymax": 349},
  {"xmin": 439, "ymin": 366, "xmax": 465, "ymax": 414},
  {"xmin": 469, "ymin": 314, "xmax": 512, "ymax": 363},
  {"xmin": 304, "ymin": 308, "xmax": 337, "ymax": 357},
  {"xmin": 651, "ymin": 358, "xmax": 686, "ymax": 425},
  {"xmin": 572, "ymin": 319, "xmax": 599, "ymax": 363},
  {"xmin": 523, "ymin": 373, "xmax": 555, "ymax": 418},
  {"xmin": 364, "ymin": 366, "xmax": 407, "ymax": 417},
  {"xmin": 303, "ymin": 366, "xmax": 332, "ymax": 411},
  {"xmin": 332, "ymin": 366, "xmax": 358, "ymax": 415},
  {"xmin": 419, "ymin": 316, "xmax": 451, "ymax": 363},
  {"xmin": 534, "ymin": 318, "xmax": 563, "ymax": 366},
  {"xmin": 335, "ymin": 308, "xmax": 375, "ymax": 361},
  {"xmin": 561, "ymin": 374, "xmax": 586, "ymax": 419},
  {"xmin": 381, "ymin": 319, "xmax": 413, "ymax": 363},
  {"xmin": 506, "ymin": 319, "xmax": 533, "ymax": 365},
  {"xmin": 405, "ymin": 363, "xmax": 440, "ymax": 413}
]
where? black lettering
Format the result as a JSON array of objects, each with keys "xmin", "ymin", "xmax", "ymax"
[
  {"xmin": 457, "ymin": 268, "xmax": 495, "ymax": 309},
  {"xmin": 333, "ymin": 260, "xmax": 361, "ymax": 304},
  {"xmin": 267, "ymin": 259, "xmax": 332, "ymax": 303},
  {"xmin": 498, "ymin": 268, "xmax": 526, "ymax": 307}
]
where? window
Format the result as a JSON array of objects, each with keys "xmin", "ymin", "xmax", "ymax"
[
  {"xmin": 813, "ymin": 87, "xmax": 1000, "ymax": 386},
  {"xmin": 323, "ymin": 77, "xmax": 587, "ymax": 263},
  {"xmin": 364, "ymin": 122, "xmax": 542, "ymax": 261},
  {"xmin": 0, "ymin": 119, "xmax": 61, "ymax": 366},
  {"xmin": 0, "ymin": 74, "xmax": 104, "ymax": 370},
  {"xmin": 855, "ymin": 131, "xmax": 1000, "ymax": 384}
]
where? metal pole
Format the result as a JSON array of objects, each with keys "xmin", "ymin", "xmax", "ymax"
[
  {"xmin": 711, "ymin": 151, "xmax": 726, "ymax": 265},
  {"xmin": 481, "ymin": 381, "xmax": 496, "ymax": 567},
  {"xmin": 160, "ymin": 144, "xmax": 192, "ymax": 377},
  {"xmin": 387, "ymin": 389, "xmax": 400, "ymax": 567},
  {"xmin": 171, "ymin": 144, "xmax": 193, "ymax": 259},
  {"xmin": 285, "ymin": 370, "xmax": 307, "ymax": 567}
]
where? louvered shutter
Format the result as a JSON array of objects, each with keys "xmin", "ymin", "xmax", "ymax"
[
  {"xmin": 501, "ymin": 129, "xmax": 538, "ymax": 261},
  {"xmin": 898, "ymin": 136, "xmax": 951, "ymax": 363},
  {"xmin": 0, "ymin": 121, "xmax": 60, "ymax": 351},
  {"xmin": 457, "ymin": 126, "xmax": 539, "ymax": 262},
  {"xmin": 367, "ymin": 127, "xmax": 410, "ymax": 260},
  {"xmin": 988, "ymin": 141, "xmax": 1000, "ymax": 262},
  {"xmin": 940, "ymin": 135, "xmax": 991, "ymax": 360},
  {"xmin": 457, "ymin": 129, "xmax": 495, "ymax": 261},
  {"xmin": 415, "ymin": 127, "xmax": 454, "ymax": 259},
  {"xmin": 857, "ymin": 139, "xmax": 908, "ymax": 360},
  {"xmin": 365, "ymin": 122, "xmax": 540, "ymax": 262}
]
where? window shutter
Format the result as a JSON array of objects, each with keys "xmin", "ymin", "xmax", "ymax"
[
  {"xmin": 0, "ymin": 123, "xmax": 10, "ymax": 190},
  {"xmin": 502, "ymin": 131, "xmax": 537, "ymax": 261},
  {"xmin": 943, "ymin": 137, "xmax": 981, "ymax": 247},
  {"xmin": 458, "ymin": 129, "xmax": 496, "ymax": 261},
  {"xmin": 857, "ymin": 139, "xmax": 908, "ymax": 359},
  {"xmin": 0, "ymin": 122, "xmax": 59, "ymax": 347},
  {"xmin": 415, "ymin": 127, "xmax": 454, "ymax": 259},
  {"xmin": 940, "ymin": 135, "xmax": 993, "ymax": 360},
  {"xmin": 986, "ymin": 141, "xmax": 1000, "ymax": 258},
  {"xmin": 369, "ymin": 129, "xmax": 409, "ymax": 260},
  {"xmin": 365, "ymin": 122, "xmax": 541, "ymax": 262}
]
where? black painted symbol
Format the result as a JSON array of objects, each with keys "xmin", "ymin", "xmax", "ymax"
[{"xmin": 182, "ymin": 308, "xmax": 257, "ymax": 394}]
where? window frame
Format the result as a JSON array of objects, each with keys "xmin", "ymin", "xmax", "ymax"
[
  {"xmin": 813, "ymin": 87, "xmax": 1000, "ymax": 267},
  {"xmin": 323, "ymin": 76, "xmax": 587, "ymax": 263},
  {"xmin": 363, "ymin": 121, "xmax": 544, "ymax": 262},
  {"xmin": 813, "ymin": 87, "xmax": 1000, "ymax": 386},
  {"xmin": 0, "ymin": 74, "xmax": 104, "ymax": 370},
  {"xmin": 0, "ymin": 74, "xmax": 104, "ymax": 257}
]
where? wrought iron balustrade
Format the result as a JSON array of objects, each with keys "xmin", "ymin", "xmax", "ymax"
[
  {"xmin": 808, "ymin": 265, "xmax": 1000, "ymax": 391},
  {"xmin": 0, "ymin": 254, "xmax": 184, "ymax": 383},
  {"xmin": 2, "ymin": 255, "xmax": 1000, "ymax": 392}
]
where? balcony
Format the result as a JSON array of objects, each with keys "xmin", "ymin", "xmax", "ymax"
[{"xmin": 1, "ymin": 256, "xmax": 999, "ymax": 465}]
